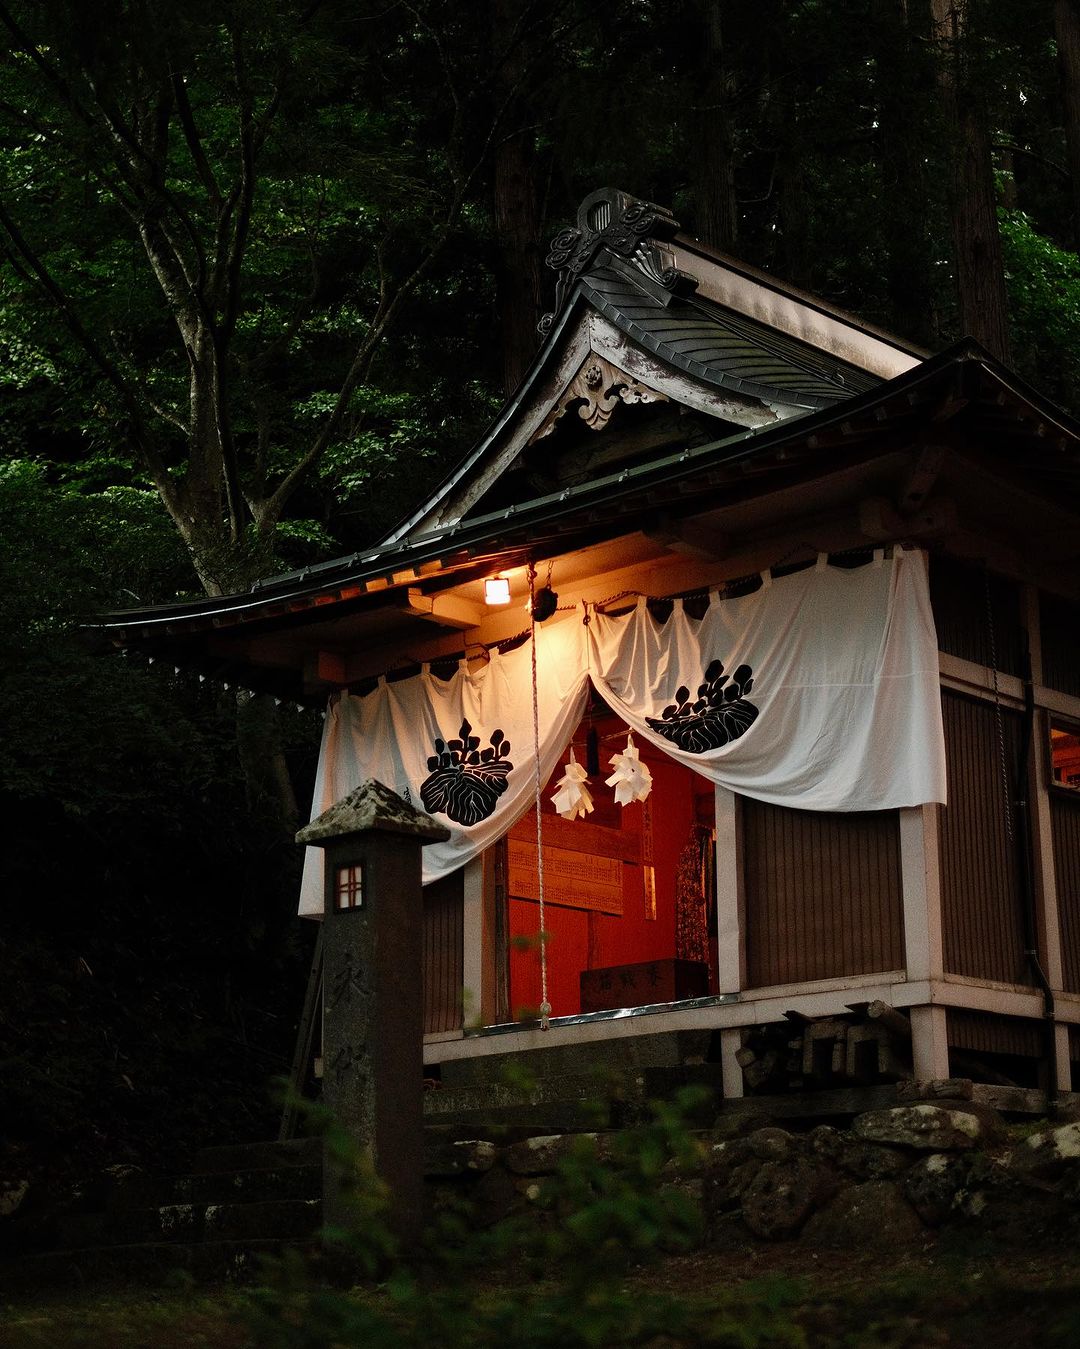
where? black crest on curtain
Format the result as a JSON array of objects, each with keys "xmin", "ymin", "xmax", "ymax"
[
  {"xmin": 646, "ymin": 659, "xmax": 757, "ymax": 754},
  {"xmin": 420, "ymin": 719, "xmax": 513, "ymax": 826}
]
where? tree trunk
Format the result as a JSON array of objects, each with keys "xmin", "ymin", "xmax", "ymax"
[
  {"xmin": 491, "ymin": 0, "xmax": 544, "ymax": 397},
  {"xmin": 876, "ymin": 0, "xmax": 939, "ymax": 347},
  {"xmin": 690, "ymin": 0, "xmax": 739, "ymax": 253},
  {"xmin": 1055, "ymin": 0, "xmax": 1080, "ymax": 246},
  {"xmin": 930, "ymin": 0, "xmax": 1011, "ymax": 361}
]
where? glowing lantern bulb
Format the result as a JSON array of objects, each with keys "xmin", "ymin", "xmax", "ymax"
[{"xmin": 484, "ymin": 574, "xmax": 511, "ymax": 605}]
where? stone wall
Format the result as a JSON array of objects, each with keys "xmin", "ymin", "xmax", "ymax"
[{"xmin": 424, "ymin": 1105, "xmax": 1080, "ymax": 1249}]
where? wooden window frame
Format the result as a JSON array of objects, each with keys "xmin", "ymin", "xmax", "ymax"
[{"xmin": 334, "ymin": 864, "xmax": 364, "ymax": 912}]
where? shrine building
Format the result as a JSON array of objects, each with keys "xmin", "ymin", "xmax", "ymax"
[{"xmin": 95, "ymin": 188, "xmax": 1080, "ymax": 1105}]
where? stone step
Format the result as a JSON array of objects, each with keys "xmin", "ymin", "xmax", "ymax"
[
  {"xmin": 422, "ymin": 1073, "xmax": 641, "ymax": 1133},
  {"xmin": 0, "ymin": 1237, "xmax": 312, "ymax": 1293},
  {"xmin": 109, "ymin": 1163, "xmax": 323, "ymax": 1210},
  {"xmin": 192, "ymin": 1136, "xmax": 322, "ymax": 1174},
  {"xmin": 57, "ymin": 1198, "xmax": 322, "ymax": 1250}
]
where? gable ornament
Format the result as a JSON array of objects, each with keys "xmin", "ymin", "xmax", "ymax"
[{"xmin": 530, "ymin": 352, "xmax": 669, "ymax": 442}]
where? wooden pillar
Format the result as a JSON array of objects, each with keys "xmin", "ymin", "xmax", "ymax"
[
  {"xmin": 461, "ymin": 853, "xmax": 496, "ymax": 1027},
  {"xmin": 909, "ymin": 1005, "xmax": 951, "ymax": 1083},
  {"xmin": 900, "ymin": 804, "xmax": 950, "ymax": 1080},
  {"xmin": 1023, "ymin": 586, "xmax": 1071, "ymax": 1092},
  {"xmin": 296, "ymin": 780, "xmax": 450, "ymax": 1251},
  {"xmin": 714, "ymin": 787, "xmax": 745, "ymax": 1097}
]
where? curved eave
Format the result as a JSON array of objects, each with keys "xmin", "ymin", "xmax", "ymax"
[{"xmin": 89, "ymin": 338, "xmax": 1080, "ymax": 652}]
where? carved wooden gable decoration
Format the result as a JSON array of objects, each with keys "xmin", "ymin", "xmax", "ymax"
[{"xmin": 529, "ymin": 352, "xmax": 669, "ymax": 442}]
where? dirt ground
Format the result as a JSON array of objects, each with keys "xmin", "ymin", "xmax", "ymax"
[
  {"xmin": 639, "ymin": 1241, "xmax": 1080, "ymax": 1347},
  {"xmin": 2, "ymin": 1236, "xmax": 1080, "ymax": 1349}
]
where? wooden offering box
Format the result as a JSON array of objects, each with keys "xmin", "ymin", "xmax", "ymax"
[{"xmin": 580, "ymin": 959, "xmax": 709, "ymax": 1014}]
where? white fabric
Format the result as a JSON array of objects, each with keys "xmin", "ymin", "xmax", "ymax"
[
  {"xmin": 299, "ymin": 615, "xmax": 589, "ymax": 914},
  {"xmin": 299, "ymin": 547, "xmax": 946, "ymax": 916},
  {"xmin": 586, "ymin": 547, "xmax": 946, "ymax": 812}
]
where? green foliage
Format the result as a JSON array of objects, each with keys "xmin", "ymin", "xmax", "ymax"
[
  {"xmin": 1001, "ymin": 207, "xmax": 1080, "ymax": 405},
  {"xmin": 0, "ymin": 0, "xmax": 506, "ymax": 593},
  {"xmin": 245, "ymin": 1090, "xmax": 805, "ymax": 1349}
]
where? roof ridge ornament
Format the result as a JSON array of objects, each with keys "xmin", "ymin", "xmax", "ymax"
[{"xmin": 538, "ymin": 188, "xmax": 697, "ymax": 335}]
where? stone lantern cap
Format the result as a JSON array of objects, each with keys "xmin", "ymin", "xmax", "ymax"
[{"xmin": 296, "ymin": 779, "xmax": 451, "ymax": 847}]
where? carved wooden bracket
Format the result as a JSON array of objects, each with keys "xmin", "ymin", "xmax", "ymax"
[{"xmin": 530, "ymin": 353, "xmax": 669, "ymax": 443}]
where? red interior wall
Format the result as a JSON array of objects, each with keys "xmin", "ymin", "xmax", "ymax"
[{"xmin": 508, "ymin": 718, "xmax": 708, "ymax": 1018}]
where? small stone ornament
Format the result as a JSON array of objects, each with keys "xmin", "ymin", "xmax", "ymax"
[
  {"xmin": 605, "ymin": 731, "xmax": 653, "ymax": 805},
  {"xmin": 550, "ymin": 746, "xmax": 594, "ymax": 821}
]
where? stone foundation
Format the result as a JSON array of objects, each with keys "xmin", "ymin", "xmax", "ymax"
[{"xmin": 424, "ymin": 1105, "xmax": 1080, "ymax": 1249}]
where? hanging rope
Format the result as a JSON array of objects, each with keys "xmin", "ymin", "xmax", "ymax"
[{"xmin": 528, "ymin": 562, "xmax": 552, "ymax": 1030}]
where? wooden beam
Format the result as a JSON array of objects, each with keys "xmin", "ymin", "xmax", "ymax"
[
  {"xmin": 401, "ymin": 587, "xmax": 486, "ymax": 631},
  {"xmin": 642, "ymin": 512, "xmax": 731, "ymax": 560},
  {"xmin": 341, "ymin": 515, "xmax": 881, "ymax": 683},
  {"xmin": 930, "ymin": 395, "xmax": 969, "ymax": 424},
  {"xmin": 897, "ymin": 444, "xmax": 947, "ymax": 514},
  {"xmin": 303, "ymin": 650, "xmax": 347, "ymax": 687},
  {"xmin": 859, "ymin": 494, "xmax": 957, "ymax": 541}
]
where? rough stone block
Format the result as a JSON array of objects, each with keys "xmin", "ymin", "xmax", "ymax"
[
  {"xmin": 747, "ymin": 1127, "xmax": 796, "ymax": 1161},
  {"xmin": 740, "ymin": 1158, "xmax": 838, "ymax": 1240},
  {"xmin": 699, "ymin": 1138, "xmax": 763, "ymax": 1216},
  {"xmin": 202, "ymin": 1198, "xmax": 321, "ymax": 1242},
  {"xmin": 711, "ymin": 1110, "xmax": 774, "ymax": 1140},
  {"xmin": 852, "ymin": 1104, "xmax": 993, "ymax": 1151},
  {"xmin": 1008, "ymin": 1122, "xmax": 1080, "ymax": 1185},
  {"xmin": 0, "ymin": 1180, "xmax": 29, "ymax": 1219},
  {"xmin": 807, "ymin": 1125, "xmax": 844, "ymax": 1162},
  {"xmin": 837, "ymin": 1141, "xmax": 910, "ymax": 1181},
  {"xmin": 802, "ymin": 1179, "xmax": 923, "ymax": 1249},
  {"xmin": 423, "ymin": 1140, "xmax": 497, "ymax": 1178},
  {"xmin": 502, "ymin": 1132, "xmax": 605, "ymax": 1175},
  {"xmin": 903, "ymin": 1152, "xmax": 970, "ymax": 1225}
]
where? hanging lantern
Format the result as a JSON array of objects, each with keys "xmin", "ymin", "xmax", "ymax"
[
  {"xmin": 550, "ymin": 747, "xmax": 594, "ymax": 820},
  {"xmin": 605, "ymin": 732, "xmax": 653, "ymax": 806},
  {"xmin": 484, "ymin": 574, "xmax": 511, "ymax": 605}
]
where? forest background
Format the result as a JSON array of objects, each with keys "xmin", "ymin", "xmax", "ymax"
[{"xmin": 2, "ymin": 0, "xmax": 1080, "ymax": 1189}]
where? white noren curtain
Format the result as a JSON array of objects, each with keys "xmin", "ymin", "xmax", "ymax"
[
  {"xmin": 299, "ymin": 547, "xmax": 945, "ymax": 915},
  {"xmin": 299, "ymin": 614, "xmax": 589, "ymax": 914},
  {"xmin": 586, "ymin": 546, "xmax": 945, "ymax": 812}
]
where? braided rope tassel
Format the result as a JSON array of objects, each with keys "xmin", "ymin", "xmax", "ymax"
[{"xmin": 528, "ymin": 563, "xmax": 551, "ymax": 1030}]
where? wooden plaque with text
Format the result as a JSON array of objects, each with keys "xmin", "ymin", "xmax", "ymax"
[{"xmin": 507, "ymin": 836, "xmax": 626, "ymax": 915}]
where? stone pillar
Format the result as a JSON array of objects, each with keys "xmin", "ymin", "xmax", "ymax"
[{"xmin": 296, "ymin": 780, "xmax": 450, "ymax": 1251}]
